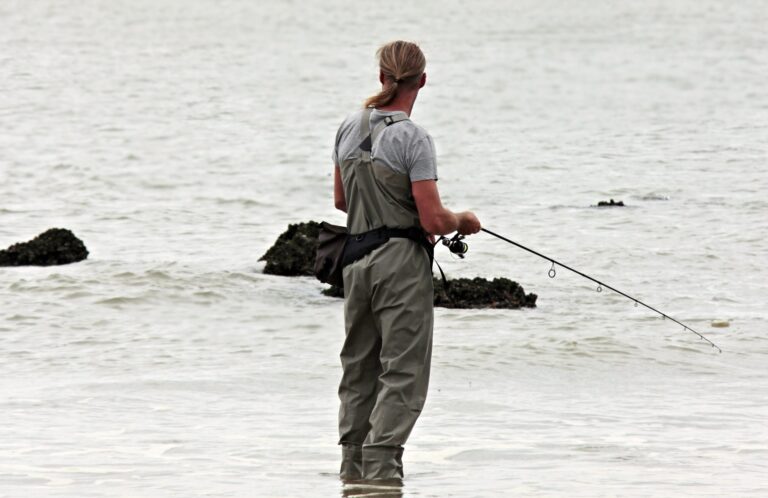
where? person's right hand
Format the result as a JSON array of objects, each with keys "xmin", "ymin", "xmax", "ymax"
[{"xmin": 457, "ymin": 211, "xmax": 481, "ymax": 235}]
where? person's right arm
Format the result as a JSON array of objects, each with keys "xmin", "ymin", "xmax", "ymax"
[{"xmin": 412, "ymin": 180, "xmax": 480, "ymax": 236}]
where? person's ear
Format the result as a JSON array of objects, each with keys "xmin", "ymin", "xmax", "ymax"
[
  {"xmin": 419, "ymin": 73, "xmax": 427, "ymax": 89},
  {"xmin": 379, "ymin": 70, "xmax": 386, "ymax": 85}
]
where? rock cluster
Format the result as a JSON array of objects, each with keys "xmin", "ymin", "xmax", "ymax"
[
  {"xmin": 433, "ymin": 277, "xmax": 537, "ymax": 309},
  {"xmin": 263, "ymin": 222, "xmax": 537, "ymax": 309},
  {"xmin": 597, "ymin": 199, "xmax": 624, "ymax": 207},
  {"xmin": 259, "ymin": 221, "xmax": 321, "ymax": 276},
  {"xmin": 0, "ymin": 228, "xmax": 89, "ymax": 267}
]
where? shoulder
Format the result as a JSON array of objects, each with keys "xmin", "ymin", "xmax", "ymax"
[
  {"xmin": 374, "ymin": 110, "xmax": 432, "ymax": 142},
  {"xmin": 399, "ymin": 120, "xmax": 431, "ymax": 142},
  {"xmin": 343, "ymin": 108, "xmax": 366, "ymax": 124},
  {"xmin": 337, "ymin": 109, "xmax": 365, "ymax": 132},
  {"xmin": 395, "ymin": 121, "xmax": 435, "ymax": 157}
]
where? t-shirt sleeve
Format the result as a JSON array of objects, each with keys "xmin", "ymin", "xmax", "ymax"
[
  {"xmin": 331, "ymin": 126, "xmax": 341, "ymax": 165},
  {"xmin": 407, "ymin": 135, "xmax": 438, "ymax": 181}
]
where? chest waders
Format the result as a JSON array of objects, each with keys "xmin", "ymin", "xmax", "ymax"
[{"xmin": 337, "ymin": 109, "xmax": 434, "ymax": 481}]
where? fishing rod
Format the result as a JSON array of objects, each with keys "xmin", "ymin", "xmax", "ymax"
[{"xmin": 442, "ymin": 229, "xmax": 722, "ymax": 353}]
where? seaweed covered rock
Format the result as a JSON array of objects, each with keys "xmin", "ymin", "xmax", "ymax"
[
  {"xmin": 323, "ymin": 277, "xmax": 536, "ymax": 309},
  {"xmin": 0, "ymin": 228, "xmax": 89, "ymax": 267},
  {"xmin": 322, "ymin": 285, "xmax": 344, "ymax": 298},
  {"xmin": 259, "ymin": 221, "xmax": 321, "ymax": 276},
  {"xmin": 597, "ymin": 199, "xmax": 624, "ymax": 207},
  {"xmin": 433, "ymin": 277, "xmax": 537, "ymax": 309}
]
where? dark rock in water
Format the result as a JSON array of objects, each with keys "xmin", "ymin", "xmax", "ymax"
[
  {"xmin": 433, "ymin": 277, "xmax": 537, "ymax": 309},
  {"xmin": 0, "ymin": 228, "xmax": 89, "ymax": 267},
  {"xmin": 597, "ymin": 199, "xmax": 624, "ymax": 207},
  {"xmin": 322, "ymin": 278, "xmax": 536, "ymax": 309},
  {"xmin": 259, "ymin": 221, "xmax": 321, "ymax": 276},
  {"xmin": 322, "ymin": 285, "xmax": 344, "ymax": 298}
]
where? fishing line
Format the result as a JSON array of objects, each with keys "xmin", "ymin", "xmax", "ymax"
[{"xmin": 479, "ymin": 227, "xmax": 722, "ymax": 353}]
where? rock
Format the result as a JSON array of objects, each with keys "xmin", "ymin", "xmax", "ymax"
[
  {"xmin": 322, "ymin": 285, "xmax": 344, "ymax": 298},
  {"xmin": 433, "ymin": 277, "xmax": 537, "ymax": 309},
  {"xmin": 259, "ymin": 221, "xmax": 321, "ymax": 276},
  {"xmin": 0, "ymin": 228, "xmax": 89, "ymax": 267},
  {"xmin": 597, "ymin": 199, "xmax": 624, "ymax": 207}
]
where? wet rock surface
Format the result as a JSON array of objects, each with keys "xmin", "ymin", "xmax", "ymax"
[
  {"xmin": 0, "ymin": 228, "xmax": 89, "ymax": 267},
  {"xmin": 264, "ymin": 222, "xmax": 537, "ymax": 309},
  {"xmin": 321, "ymin": 285, "xmax": 344, "ymax": 298},
  {"xmin": 433, "ymin": 277, "xmax": 537, "ymax": 309},
  {"xmin": 259, "ymin": 221, "xmax": 321, "ymax": 276},
  {"xmin": 597, "ymin": 198, "xmax": 625, "ymax": 207}
]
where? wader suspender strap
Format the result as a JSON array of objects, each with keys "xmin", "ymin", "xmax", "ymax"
[
  {"xmin": 358, "ymin": 110, "xmax": 408, "ymax": 154},
  {"xmin": 355, "ymin": 108, "xmax": 380, "ymax": 227},
  {"xmin": 347, "ymin": 110, "xmax": 446, "ymax": 287},
  {"xmin": 359, "ymin": 108, "xmax": 373, "ymax": 158},
  {"xmin": 354, "ymin": 110, "xmax": 409, "ymax": 230}
]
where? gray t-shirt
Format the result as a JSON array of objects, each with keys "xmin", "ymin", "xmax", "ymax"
[{"xmin": 332, "ymin": 109, "xmax": 438, "ymax": 182}]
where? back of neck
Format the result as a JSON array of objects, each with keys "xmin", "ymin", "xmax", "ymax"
[{"xmin": 377, "ymin": 92, "xmax": 417, "ymax": 116}]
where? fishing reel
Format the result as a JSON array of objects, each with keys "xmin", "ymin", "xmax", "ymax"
[{"xmin": 442, "ymin": 233, "xmax": 469, "ymax": 258}]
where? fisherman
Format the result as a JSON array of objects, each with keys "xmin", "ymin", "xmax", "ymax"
[{"xmin": 332, "ymin": 40, "xmax": 481, "ymax": 481}]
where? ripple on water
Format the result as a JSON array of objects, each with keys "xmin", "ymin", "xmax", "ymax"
[
  {"xmin": 446, "ymin": 449, "xmax": 522, "ymax": 462},
  {"xmin": 145, "ymin": 270, "xmax": 172, "ymax": 280},
  {"xmin": 63, "ymin": 290, "xmax": 94, "ymax": 299},
  {"xmin": 637, "ymin": 193, "xmax": 671, "ymax": 201},
  {"xmin": 6, "ymin": 314, "xmax": 37, "ymax": 322},
  {"xmin": 95, "ymin": 296, "xmax": 149, "ymax": 307},
  {"xmin": 210, "ymin": 197, "xmax": 268, "ymax": 208}
]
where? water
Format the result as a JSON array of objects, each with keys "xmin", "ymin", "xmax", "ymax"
[{"xmin": 1, "ymin": 0, "xmax": 767, "ymax": 496}]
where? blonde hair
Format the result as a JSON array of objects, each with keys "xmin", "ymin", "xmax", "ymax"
[{"xmin": 364, "ymin": 41, "xmax": 426, "ymax": 108}]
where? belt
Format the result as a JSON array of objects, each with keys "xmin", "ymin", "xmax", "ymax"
[{"xmin": 342, "ymin": 226, "xmax": 433, "ymax": 268}]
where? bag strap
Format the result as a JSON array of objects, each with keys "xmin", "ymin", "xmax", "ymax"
[
  {"xmin": 389, "ymin": 227, "xmax": 449, "ymax": 291},
  {"xmin": 351, "ymin": 225, "xmax": 449, "ymax": 290},
  {"xmin": 433, "ymin": 257, "xmax": 449, "ymax": 291}
]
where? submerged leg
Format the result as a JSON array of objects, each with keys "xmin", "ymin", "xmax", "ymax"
[
  {"xmin": 362, "ymin": 445, "xmax": 405, "ymax": 480},
  {"xmin": 339, "ymin": 265, "xmax": 382, "ymax": 478},
  {"xmin": 340, "ymin": 443, "xmax": 364, "ymax": 480},
  {"xmin": 363, "ymin": 241, "xmax": 434, "ymax": 479}
]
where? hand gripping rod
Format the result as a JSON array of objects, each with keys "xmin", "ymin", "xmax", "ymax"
[{"xmin": 481, "ymin": 228, "xmax": 722, "ymax": 353}]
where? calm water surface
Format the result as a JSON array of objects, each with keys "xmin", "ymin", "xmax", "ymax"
[{"xmin": 1, "ymin": 1, "xmax": 767, "ymax": 496}]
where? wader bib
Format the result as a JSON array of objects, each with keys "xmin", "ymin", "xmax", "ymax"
[{"xmin": 338, "ymin": 108, "xmax": 434, "ymax": 480}]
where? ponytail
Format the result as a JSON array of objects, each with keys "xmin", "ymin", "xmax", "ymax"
[{"xmin": 363, "ymin": 41, "xmax": 426, "ymax": 108}]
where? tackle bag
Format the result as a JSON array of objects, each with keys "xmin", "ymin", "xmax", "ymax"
[
  {"xmin": 314, "ymin": 222, "xmax": 348, "ymax": 287},
  {"xmin": 315, "ymin": 222, "xmax": 434, "ymax": 289}
]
